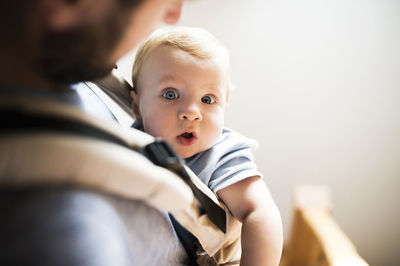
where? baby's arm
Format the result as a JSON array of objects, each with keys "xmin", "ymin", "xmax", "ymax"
[{"xmin": 217, "ymin": 176, "xmax": 283, "ymax": 266}]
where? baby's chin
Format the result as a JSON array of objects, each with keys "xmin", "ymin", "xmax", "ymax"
[
  {"xmin": 177, "ymin": 146, "xmax": 209, "ymax": 160},
  {"xmin": 178, "ymin": 150, "xmax": 196, "ymax": 159},
  {"xmin": 175, "ymin": 147, "xmax": 199, "ymax": 160},
  {"xmin": 177, "ymin": 141, "xmax": 220, "ymax": 159}
]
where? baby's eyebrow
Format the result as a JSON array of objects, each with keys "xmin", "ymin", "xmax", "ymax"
[
  {"xmin": 158, "ymin": 74, "xmax": 177, "ymax": 83},
  {"xmin": 204, "ymin": 85, "xmax": 223, "ymax": 94}
]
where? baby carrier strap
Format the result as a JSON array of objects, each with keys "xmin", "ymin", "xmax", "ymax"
[
  {"xmin": 0, "ymin": 107, "xmax": 226, "ymax": 233},
  {"xmin": 0, "ymin": 96, "xmax": 241, "ymax": 265}
]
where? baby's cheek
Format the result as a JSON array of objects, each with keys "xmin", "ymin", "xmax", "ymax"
[
  {"xmin": 211, "ymin": 129, "xmax": 222, "ymax": 146},
  {"xmin": 214, "ymin": 115, "xmax": 225, "ymax": 139},
  {"xmin": 143, "ymin": 116, "xmax": 165, "ymax": 137},
  {"xmin": 207, "ymin": 118, "xmax": 224, "ymax": 146},
  {"xmin": 212, "ymin": 112, "xmax": 225, "ymax": 132}
]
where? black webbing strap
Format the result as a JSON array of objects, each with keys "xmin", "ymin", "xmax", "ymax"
[
  {"xmin": 0, "ymin": 108, "xmax": 226, "ymax": 233},
  {"xmin": 142, "ymin": 139, "xmax": 226, "ymax": 233}
]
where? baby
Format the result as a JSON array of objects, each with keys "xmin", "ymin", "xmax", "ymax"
[{"xmin": 130, "ymin": 27, "xmax": 283, "ymax": 265}]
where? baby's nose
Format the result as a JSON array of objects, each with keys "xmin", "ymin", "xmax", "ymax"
[{"xmin": 179, "ymin": 105, "xmax": 202, "ymax": 121}]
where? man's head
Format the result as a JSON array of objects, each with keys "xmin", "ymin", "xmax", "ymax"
[
  {"xmin": 130, "ymin": 27, "xmax": 231, "ymax": 158},
  {"xmin": 0, "ymin": 0, "xmax": 183, "ymax": 88}
]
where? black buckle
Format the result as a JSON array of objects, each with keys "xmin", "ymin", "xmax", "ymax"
[
  {"xmin": 140, "ymin": 138, "xmax": 226, "ymax": 233},
  {"xmin": 141, "ymin": 138, "xmax": 187, "ymax": 180}
]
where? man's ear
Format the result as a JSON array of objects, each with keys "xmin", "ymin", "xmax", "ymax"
[
  {"xmin": 40, "ymin": 0, "xmax": 89, "ymax": 30},
  {"xmin": 130, "ymin": 90, "xmax": 142, "ymax": 123}
]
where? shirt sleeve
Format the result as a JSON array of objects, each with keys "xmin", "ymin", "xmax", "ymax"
[
  {"xmin": 207, "ymin": 129, "xmax": 263, "ymax": 193},
  {"xmin": 208, "ymin": 144, "xmax": 263, "ymax": 193}
]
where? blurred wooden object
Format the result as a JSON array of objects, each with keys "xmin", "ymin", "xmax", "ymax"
[{"xmin": 280, "ymin": 185, "xmax": 369, "ymax": 266}]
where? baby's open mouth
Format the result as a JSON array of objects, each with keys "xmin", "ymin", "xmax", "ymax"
[
  {"xmin": 181, "ymin": 132, "xmax": 193, "ymax": 138},
  {"xmin": 177, "ymin": 131, "xmax": 197, "ymax": 146}
]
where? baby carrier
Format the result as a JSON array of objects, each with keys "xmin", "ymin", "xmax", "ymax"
[{"xmin": 0, "ymin": 72, "xmax": 241, "ymax": 265}]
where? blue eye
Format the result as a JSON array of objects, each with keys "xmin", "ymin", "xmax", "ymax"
[
  {"xmin": 201, "ymin": 95, "xmax": 215, "ymax": 104},
  {"xmin": 162, "ymin": 90, "xmax": 179, "ymax": 100}
]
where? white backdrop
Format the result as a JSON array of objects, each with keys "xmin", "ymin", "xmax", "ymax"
[{"xmin": 118, "ymin": 1, "xmax": 400, "ymax": 265}]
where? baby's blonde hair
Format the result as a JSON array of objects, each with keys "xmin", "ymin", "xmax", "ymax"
[{"xmin": 131, "ymin": 26, "xmax": 231, "ymax": 99}]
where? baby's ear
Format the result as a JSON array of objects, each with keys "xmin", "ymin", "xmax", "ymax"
[{"xmin": 130, "ymin": 90, "xmax": 142, "ymax": 123}]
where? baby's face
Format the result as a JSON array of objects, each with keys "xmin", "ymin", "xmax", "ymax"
[{"xmin": 132, "ymin": 45, "xmax": 228, "ymax": 158}]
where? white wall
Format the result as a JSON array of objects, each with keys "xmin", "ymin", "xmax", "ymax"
[{"xmin": 118, "ymin": 1, "xmax": 400, "ymax": 265}]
